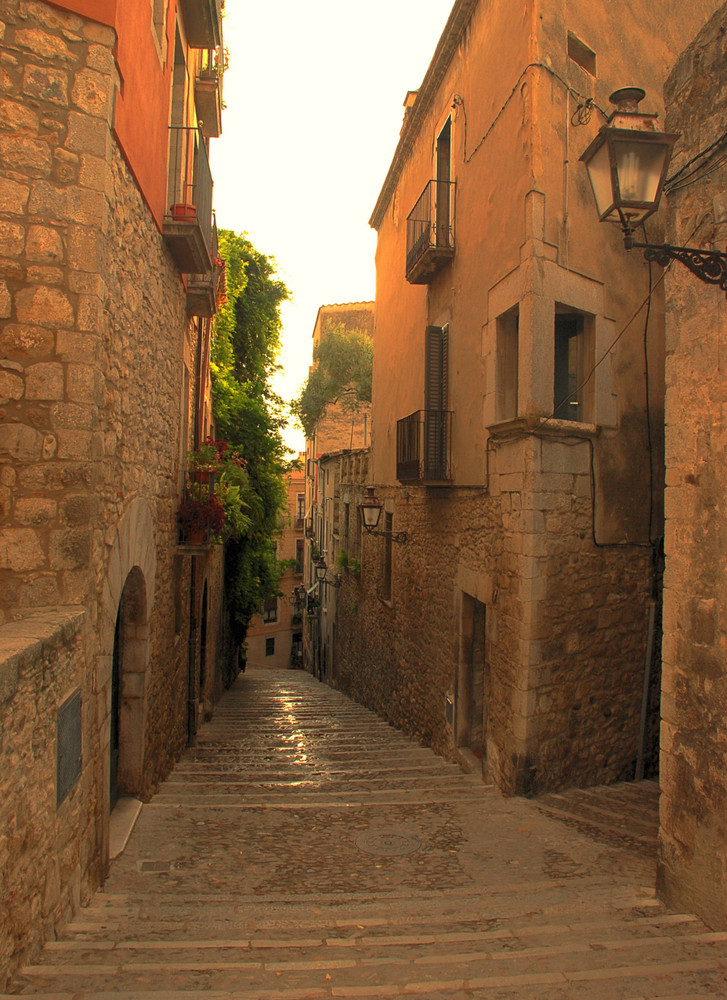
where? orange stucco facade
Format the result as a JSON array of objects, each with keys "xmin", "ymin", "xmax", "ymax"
[{"xmin": 51, "ymin": 0, "xmax": 212, "ymax": 228}]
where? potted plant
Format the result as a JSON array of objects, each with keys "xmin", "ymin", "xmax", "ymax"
[
  {"xmin": 179, "ymin": 483, "xmax": 226, "ymax": 545},
  {"xmin": 188, "ymin": 438, "xmax": 227, "ymax": 482}
]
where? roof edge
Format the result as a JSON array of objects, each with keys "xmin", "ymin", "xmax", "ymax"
[{"xmin": 369, "ymin": 0, "xmax": 479, "ymax": 230}]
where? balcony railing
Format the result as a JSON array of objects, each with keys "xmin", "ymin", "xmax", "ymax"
[
  {"xmin": 163, "ymin": 126, "xmax": 213, "ymax": 275},
  {"xmin": 396, "ymin": 410, "xmax": 453, "ymax": 483},
  {"xmin": 195, "ymin": 38, "xmax": 224, "ymax": 138},
  {"xmin": 186, "ymin": 215, "xmax": 223, "ymax": 317},
  {"xmin": 179, "ymin": 0, "xmax": 221, "ymax": 48},
  {"xmin": 406, "ymin": 180, "xmax": 455, "ymax": 284}
]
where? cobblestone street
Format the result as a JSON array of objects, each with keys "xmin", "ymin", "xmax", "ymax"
[{"xmin": 6, "ymin": 666, "xmax": 727, "ymax": 999}]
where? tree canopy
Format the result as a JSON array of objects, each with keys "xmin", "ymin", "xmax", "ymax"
[
  {"xmin": 292, "ymin": 322, "xmax": 373, "ymax": 438},
  {"xmin": 211, "ymin": 230, "xmax": 292, "ymax": 642}
]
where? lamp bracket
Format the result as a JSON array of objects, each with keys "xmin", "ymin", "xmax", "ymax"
[
  {"xmin": 626, "ymin": 237, "xmax": 727, "ymax": 293},
  {"xmin": 365, "ymin": 528, "xmax": 408, "ymax": 544}
]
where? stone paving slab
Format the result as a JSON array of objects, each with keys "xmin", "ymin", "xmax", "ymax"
[{"xmin": 5, "ymin": 666, "xmax": 727, "ymax": 999}]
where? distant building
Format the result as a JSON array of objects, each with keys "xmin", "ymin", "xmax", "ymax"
[
  {"xmin": 246, "ymin": 459, "xmax": 305, "ymax": 669},
  {"xmin": 301, "ymin": 302, "xmax": 373, "ymax": 679},
  {"xmin": 0, "ymin": 0, "xmax": 228, "ymax": 983}
]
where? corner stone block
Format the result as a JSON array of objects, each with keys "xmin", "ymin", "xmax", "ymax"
[
  {"xmin": 56, "ymin": 429, "xmax": 94, "ymax": 461},
  {"xmin": 67, "ymin": 224, "xmax": 102, "ymax": 272},
  {"xmin": 0, "ymin": 528, "xmax": 45, "ymax": 571},
  {"xmin": 22, "ymin": 64, "xmax": 69, "ymax": 106},
  {"xmin": 15, "ymin": 286, "xmax": 74, "ymax": 329},
  {"xmin": 65, "ymin": 111, "xmax": 109, "ymax": 157},
  {"xmin": 71, "ymin": 68, "xmax": 113, "ymax": 119},
  {"xmin": 0, "ymin": 422, "xmax": 43, "ymax": 461},
  {"xmin": 66, "ymin": 364, "xmax": 102, "ymax": 405}
]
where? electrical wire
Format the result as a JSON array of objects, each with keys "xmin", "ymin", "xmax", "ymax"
[
  {"xmin": 664, "ymin": 127, "xmax": 727, "ymax": 190},
  {"xmin": 454, "ymin": 62, "xmax": 608, "ymax": 165}
]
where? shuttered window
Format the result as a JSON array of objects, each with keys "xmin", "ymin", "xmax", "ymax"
[{"xmin": 425, "ymin": 325, "xmax": 449, "ymax": 479}]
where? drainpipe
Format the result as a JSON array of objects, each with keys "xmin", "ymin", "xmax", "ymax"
[{"xmin": 635, "ymin": 600, "xmax": 656, "ymax": 781}]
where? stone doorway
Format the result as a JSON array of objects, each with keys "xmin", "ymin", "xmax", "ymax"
[
  {"xmin": 110, "ymin": 567, "xmax": 149, "ymax": 809},
  {"xmin": 456, "ymin": 594, "xmax": 488, "ymax": 769}
]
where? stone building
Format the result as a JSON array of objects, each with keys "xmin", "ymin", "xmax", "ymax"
[
  {"xmin": 0, "ymin": 0, "xmax": 229, "ymax": 983},
  {"xmin": 245, "ymin": 458, "xmax": 305, "ymax": 670},
  {"xmin": 323, "ymin": 0, "xmax": 722, "ymax": 797},
  {"xmin": 301, "ymin": 302, "xmax": 373, "ymax": 677},
  {"xmin": 658, "ymin": 2, "xmax": 727, "ymax": 931}
]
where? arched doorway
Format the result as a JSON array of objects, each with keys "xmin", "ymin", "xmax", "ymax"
[{"xmin": 110, "ymin": 567, "xmax": 149, "ymax": 811}]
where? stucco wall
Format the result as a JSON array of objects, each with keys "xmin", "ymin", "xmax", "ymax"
[{"xmin": 659, "ymin": 0, "xmax": 727, "ymax": 930}]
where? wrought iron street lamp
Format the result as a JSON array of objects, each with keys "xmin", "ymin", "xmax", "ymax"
[
  {"xmin": 358, "ymin": 486, "xmax": 408, "ymax": 544},
  {"xmin": 580, "ymin": 88, "xmax": 727, "ymax": 292},
  {"xmin": 288, "ymin": 585, "xmax": 307, "ymax": 612},
  {"xmin": 313, "ymin": 556, "xmax": 341, "ymax": 588}
]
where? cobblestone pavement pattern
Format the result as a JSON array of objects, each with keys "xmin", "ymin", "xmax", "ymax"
[{"xmin": 7, "ymin": 667, "xmax": 727, "ymax": 999}]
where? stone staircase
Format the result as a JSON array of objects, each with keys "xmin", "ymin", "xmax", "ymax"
[{"xmin": 5, "ymin": 668, "xmax": 726, "ymax": 999}]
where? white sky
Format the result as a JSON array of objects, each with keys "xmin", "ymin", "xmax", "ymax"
[{"xmin": 210, "ymin": 2, "xmax": 454, "ymax": 453}]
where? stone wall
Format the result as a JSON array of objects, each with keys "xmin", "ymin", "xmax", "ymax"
[
  {"xmin": 0, "ymin": 609, "xmax": 98, "ymax": 987},
  {"xmin": 0, "ymin": 0, "xmax": 231, "ymax": 981},
  {"xmin": 659, "ymin": 0, "xmax": 727, "ymax": 930},
  {"xmin": 329, "ymin": 433, "xmax": 653, "ymax": 796}
]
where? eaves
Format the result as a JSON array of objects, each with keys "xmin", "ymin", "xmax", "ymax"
[{"xmin": 369, "ymin": 0, "xmax": 479, "ymax": 231}]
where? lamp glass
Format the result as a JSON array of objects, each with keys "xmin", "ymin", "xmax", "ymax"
[
  {"xmin": 584, "ymin": 135, "xmax": 615, "ymax": 220},
  {"xmin": 360, "ymin": 501, "xmax": 381, "ymax": 530},
  {"xmin": 613, "ymin": 138, "xmax": 672, "ymax": 221},
  {"xmin": 314, "ymin": 558, "xmax": 327, "ymax": 581}
]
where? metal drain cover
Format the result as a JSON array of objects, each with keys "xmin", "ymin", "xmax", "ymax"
[{"xmin": 355, "ymin": 830, "xmax": 421, "ymax": 857}]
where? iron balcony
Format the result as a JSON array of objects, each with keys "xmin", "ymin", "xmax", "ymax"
[{"xmin": 406, "ymin": 180, "xmax": 455, "ymax": 284}]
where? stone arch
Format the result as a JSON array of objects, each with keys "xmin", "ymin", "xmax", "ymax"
[{"xmin": 100, "ymin": 498, "xmax": 157, "ymax": 815}]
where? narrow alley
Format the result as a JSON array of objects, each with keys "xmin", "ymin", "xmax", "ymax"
[{"xmin": 6, "ymin": 667, "xmax": 727, "ymax": 1000}]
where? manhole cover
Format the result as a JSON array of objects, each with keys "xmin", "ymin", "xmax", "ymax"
[{"xmin": 355, "ymin": 831, "xmax": 421, "ymax": 857}]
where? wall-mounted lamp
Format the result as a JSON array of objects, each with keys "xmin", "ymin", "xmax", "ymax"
[
  {"xmin": 288, "ymin": 584, "xmax": 307, "ymax": 612},
  {"xmin": 358, "ymin": 486, "xmax": 408, "ymax": 544},
  {"xmin": 313, "ymin": 556, "xmax": 341, "ymax": 588},
  {"xmin": 580, "ymin": 88, "xmax": 727, "ymax": 292}
]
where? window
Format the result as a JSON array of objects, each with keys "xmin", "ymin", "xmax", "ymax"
[
  {"xmin": 568, "ymin": 32, "xmax": 596, "ymax": 76},
  {"xmin": 296, "ymin": 493, "xmax": 305, "ymax": 526},
  {"xmin": 265, "ymin": 637, "xmax": 275, "ymax": 656},
  {"xmin": 295, "ymin": 539, "xmax": 304, "ymax": 575},
  {"xmin": 553, "ymin": 310, "xmax": 594, "ymax": 422},
  {"xmin": 496, "ymin": 308, "xmax": 519, "ymax": 421},
  {"xmin": 262, "ymin": 597, "xmax": 277, "ymax": 623},
  {"xmin": 382, "ymin": 512, "xmax": 393, "ymax": 601}
]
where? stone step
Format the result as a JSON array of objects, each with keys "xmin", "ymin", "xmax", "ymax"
[{"xmin": 11, "ymin": 935, "xmax": 727, "ymax": 996}]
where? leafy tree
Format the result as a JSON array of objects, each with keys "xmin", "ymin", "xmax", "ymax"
[
  {"xmin": 211, "ymin": 230, "xmax": 291, "ymax": 642},
  {"xmin": 292, "ymin": 322, "xmax": 373, "ymax": 438}
]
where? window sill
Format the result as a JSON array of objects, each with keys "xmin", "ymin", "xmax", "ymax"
[{"xmin": 487, "ymin": 416, "xmax": 600, "ymax": 441}]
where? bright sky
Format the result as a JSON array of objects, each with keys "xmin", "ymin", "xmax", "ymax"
[{"xmin": 210, "ymin": 2, "xmax": 454, "ymax": 453}]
